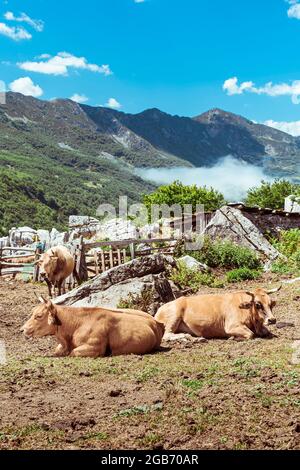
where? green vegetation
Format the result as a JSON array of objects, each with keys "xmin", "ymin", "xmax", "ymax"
[
  {"xmin": 170, "ymin": 262, "xmax": 224, "ymax": 292},
  {"xmin": 143, "ymin": 180, "xmax": 226, "ymax": 215},
  {"xmin": 117, "ymin": 289, "xmax": 154, "ymax": 312},
  {"xmin": 189, "ymin": 237, "xmax": 261, "ymax": 270},
  {"xmin": 271, "ymin": 229, "xmax": 300, "ymax": 276},
  {"xmin": 0, "ymin": 150, "xmax": 155, "ymax": 236},
  {"xmin": 245, "ymin": 179, "xmax": 300, "ymax": 210},
  {"xmin": 226, "ymin": 267, "xmax": 262, "ymax": 283}
]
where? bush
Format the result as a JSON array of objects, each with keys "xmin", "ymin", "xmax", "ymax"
[
  {"xmin": 270, "ymin": 229, "xmax": 300, "ymax": 276},
  {"xmin": 245, "ymin": 179, "xmax": 300, "ymax": 210},
  {"xmin": 272, "ymin": 229, "xmax": 300, "ymax": 257},
  {"xmin": 117, "ymin": 289, "xmax": 154, "ymax": 312},
  {"xmin": 143, "ymin": 180, "xmax": 226, "ymax": 215},
  {"xmin": 190, "ymin": 238, "xmax": 261, "ymax": 270},
  {"xmin": 226, "ymin": 268, "xmax": 262, "ymax": 283},
  {"xmin": 170, "ymin": 262, "xmax": 224, "ymax": 293}
]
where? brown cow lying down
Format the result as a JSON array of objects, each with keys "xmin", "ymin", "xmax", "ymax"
[
  {"xmin": 155, "ymin": 287, "xmax": 280, "ymax": 342},
  {"xmin": 21, "ymin": 298, "xmax": 164, "ymax": 357}
]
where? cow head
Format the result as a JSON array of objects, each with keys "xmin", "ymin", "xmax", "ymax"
[
  {"xmin": 35, "ymin": 250, "xmax": 58, "ymax": 279},
  {"xmin": 240, "ymin": 286, "xmax": 280, "ymax": 328},
  {"xmin": 20, "ymin": 296, "xmax": 60, "ymax": 338}
]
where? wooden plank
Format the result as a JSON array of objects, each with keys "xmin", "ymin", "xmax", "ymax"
[
  {"xmin": 117, "ymin": 249, "xmax": 121, "ymax": 266},
  {"xmin": 84, "ymin": 237, "xmax": 176, "ymax": 251},
  {"xmin": 99, "ymin": 250, "xmax": 105, "ymax": 273},
  {"xmin": 1, "ymin": 247, "xmax": 35, "ymax": 253},
  {"xmin": 129, "ymin": 243, "xmax": 135, "ymax": 260},
  {"xmin": 94, "ymin": 251, "xmax": 99, "ymax": 275},
  {"xmin": 109, "ymin": 249, "xmax": 114, "ymax": 269}
]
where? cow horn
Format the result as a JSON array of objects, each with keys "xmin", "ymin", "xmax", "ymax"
[
  {"xmin": 38, "ymin": 295, "xmax": 47, "ymax": 304},
  {"xmin": 266, "ymin": 285, "xmax": 282, "ymax": 295},
  {"xmin": 245, "ymin": 291, "xmax": 255, "ymax": 300}
]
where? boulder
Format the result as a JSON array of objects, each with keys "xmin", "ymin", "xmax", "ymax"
[
  {"xmin": 49, "ymin": 228, "xmax": 69, "ymax": 247},
  {"xmin": 178, "ymin": 255, "xmax": 209, "ymax": 272},
  {"xmin": 95, "ymin": 218, "xmax": 138, "ymax": 241},
  {"xmin": 204, "ymin": 206, "xmax": 280, "ymax": 263},
  {"xmin": 69, "ymin": 215, "xmax": 101, "ymax": 240},
  {"xmin": 285, "ymin": 196, "xmax": 300, "ymax": 214},
  {"xmin": 9, "ymin": 227, "xmax": 36, "ymax": 246},
  {"xmin": 55, "ymin": 254, "xmax": 177, "ymax": 313}
]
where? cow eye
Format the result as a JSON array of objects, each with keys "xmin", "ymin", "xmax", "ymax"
[{"xmin": 255, "ymin": 302, "xmax": 263, "ymax": 309}]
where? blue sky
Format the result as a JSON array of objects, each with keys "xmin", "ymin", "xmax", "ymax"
[{"xmin": 1, "ymin": 0, "xmax": 300, "ymax": 134}]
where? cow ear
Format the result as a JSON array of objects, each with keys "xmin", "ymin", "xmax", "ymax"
[
  {"xmin": 48, "ymin": 310, "xmax": 60, "ymax": 326},
  {"xmin": 239, "ymin": 302, "xmax": 252, "ymax": 310},
  {"xmin": 47, "ymin": 302, "xmax": 60, "ymax": 326}
]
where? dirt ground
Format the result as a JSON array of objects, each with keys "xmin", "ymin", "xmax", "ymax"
[{"xmin": 0, "ymin": 276, "xmax": 300, "ymax": 450}]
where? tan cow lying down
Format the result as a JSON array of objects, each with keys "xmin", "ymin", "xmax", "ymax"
[
  {"xmin": 36, "ymin": 246, "xmax": 76, "ymax": 298},
  {"xmin": 155, "ymin": 287, "xmax": 280, "ymax": 342},
  {"xmin": 21, "ymin": 298, "xmax": 164, "ymax": 357}
]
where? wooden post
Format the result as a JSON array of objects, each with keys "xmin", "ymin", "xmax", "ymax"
[
  {"xmin": 33, "ymin": 248, "xmax": 40, "ymax": 282},
  {"xmin": 129, "ymin": 242, "xmax": 135, "ymax": 260},
  {"xmin": 100, "ymin": 250, "xmax": 105, "ymax": 273},
  {"xmin": 77, "ymin": 237, "xmax": 88, "ymax": 282},
  {"xmin": 109, "ymin": 249, "xmax": 114, "ymax": 269}
]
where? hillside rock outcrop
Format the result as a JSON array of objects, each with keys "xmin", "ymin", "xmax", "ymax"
[{"xmin": 204, "ymin": 206, "xmax": 280, "ymax": 263}]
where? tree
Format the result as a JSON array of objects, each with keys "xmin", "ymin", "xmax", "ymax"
[
  {"xmin": 245, "ymin": 179, "xmax": 300, "ymax": 210},
  {"xmin": 143, "ymin": 180, "xmax": 226, "ymax": 214}
]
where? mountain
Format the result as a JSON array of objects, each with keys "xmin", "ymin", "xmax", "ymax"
[{"xmin": 0, "ymin": 93, "xmax": 300, "ymax": 234}]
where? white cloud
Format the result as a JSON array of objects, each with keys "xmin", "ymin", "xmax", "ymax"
[
  {"xmin": 0, "ymin": 22, "xmax": 31, "ymax": 40},
  {"xmin": 264, "ymin": 119, "xmax": 300, "ymax": 136},
  {"xmin": 137, "ymin": 156, "xmax": 272, "ymax": 202},
  {"xmin": 134, "ymin": 0, "xmax": 146, "ymax": 3},
  {"xmin": 9, "ymin": 77, "xmax": 43, "ymax": 97},
  {"xmin": 223, "ymin": 77, "xmax": 254, "ymax": 95},
  {"xmin": 4, "ymin": 11, "xmax": 44, "ymax": 32},
  {"xmin": 18, "ymin": 52, "xmax": 112, "ymax": 76},
  {"xmin": 105, "ymin": 98, "xmax": 122, "ymax": 109},
  {"xmin": 70, "ymin": 93, "xmax": 88, "ymax": 104},
  {"xmin": 223, "ymin": 76, "xmax": 300, "ymax": 104},
  {"xmin": 287, "ymin": 0, "xmax": 300, "ymax": 19}
]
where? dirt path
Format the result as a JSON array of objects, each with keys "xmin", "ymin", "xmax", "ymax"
[{"xmin": 1, "ymin": 277, "xmax": 300, "ymax": 450}]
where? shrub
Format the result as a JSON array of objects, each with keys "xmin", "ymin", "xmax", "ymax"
[
  {"xmin": 117, "ymin": 289, "xmax": 154, "ymax": 312},
  {"xmin": 143, "ymin": 180, "xmax": 226, "ymax": 215},
  {"xmin": 170, "ymin": 262, "xmax": 224, "ymax": 293},
  {"xmin": 272, "ymin": 229, "xmax": 300, "ymax": 257},
  {"xmin": 226, "ymin": 268, "xmax": 262, "ymax": 283},
  {"xmin": 190, "ymin": 238, "xmax": 261, "ymax": 270},
  {"xmin": 270, "ymin": 229, "xmax": 300, "ymax": 276},
  {"xmin": 245, "ymin": 179, "xmax": 300, "ymax": 210}
]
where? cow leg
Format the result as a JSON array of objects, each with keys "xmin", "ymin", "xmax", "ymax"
[
  {"xmin": 256, "ymin": 325, "xmax": 272, "ymax": 338},
  {"xmin": 57, "ymin": 280, "xmax": 63, "ymax": 297},
  {"xmin": 225, "ymin": 325, "xmax": 254, "ymax": 341},
  {"xmin": 69, "ymin": 342, "xmax": 106, "ymax": 358},
  {"xmin": 45, "ymin": 278, "xmax": 53, "ymax": 298},
  {"xmin": 53, "ymin": 343, "xmax": 70, "ymax": 357}
]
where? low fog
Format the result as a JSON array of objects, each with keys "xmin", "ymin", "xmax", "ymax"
[{"xmin": 137, "ymin": 156, "xmax": 272, "ymax": 202}]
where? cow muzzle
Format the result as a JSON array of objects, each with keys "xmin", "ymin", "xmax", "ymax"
[{"xmin": 266, "ymin": 317, "xmax": 276, "ymax": 325}]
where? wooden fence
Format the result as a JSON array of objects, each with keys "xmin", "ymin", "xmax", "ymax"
[
  {"xmin": 0, "ymin": 237, "xmax": 178, "ymax": 287},
  {"xmin": 0, "ymin": 246, "xmax": 37, "ymax": 278},
  {"xmin": 81, "ymin": 237, "xmax": 178, "ymax": 281}
]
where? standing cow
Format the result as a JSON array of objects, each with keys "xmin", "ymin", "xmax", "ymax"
[
  {"xmin": 155, "ymin": 287, "xmax": 280, "ymax": 341},
  {"xmin": 35, "ymin": 246, "xmax": 76, "ymax": 298}
]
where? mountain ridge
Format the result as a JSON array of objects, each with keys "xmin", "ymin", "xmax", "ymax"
[{"xmin": 0, "ymin": 92, "xmax": 300, "ymax": 234}]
